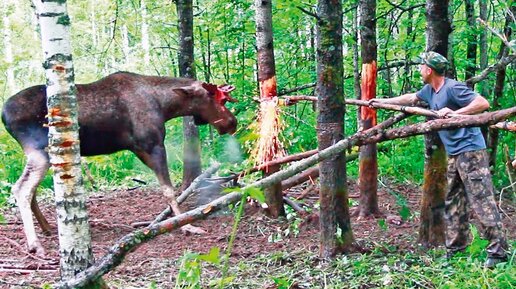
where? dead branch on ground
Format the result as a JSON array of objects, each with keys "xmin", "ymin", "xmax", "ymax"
[{"xmin": 56, "ymin": 107, "xmax": 515, "ymax": 289}]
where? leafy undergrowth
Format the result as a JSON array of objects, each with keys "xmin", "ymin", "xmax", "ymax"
[{"xmin": 174, "ymin": 244, "xmax": 515, "ymax": 289}]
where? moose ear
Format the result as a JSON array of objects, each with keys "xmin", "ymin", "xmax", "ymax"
[
  {"xmin": 173, "ymin": 87, "xmax": 189, "ymax": 97},
  {"xmin": 202, "ymin": 82, "xmax": 218, "ymax": 95}
]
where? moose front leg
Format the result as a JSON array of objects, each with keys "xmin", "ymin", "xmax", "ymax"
[
  {"xmin": 12, "ymin": 150, "xmax": 50, "ymax": 256},
  {"xmin": 135, "ymin": 145, "xmax": 205, "ymax": 234}
]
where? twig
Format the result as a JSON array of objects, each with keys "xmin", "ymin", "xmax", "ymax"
[
  {"xmin": 144, "ymin": 162, "xmax": 221, "ymax": 227},
  {"xmin": 283, "ymin": 197, "xmax": 306, "ymax": 214},
  {"xmin": 297, "ymin": 6, "xmax": 320, "ymax": 21},
  {"xmin": 465, "ymin": 54, "xmax": 516, "ymax": 86},
  {"xmin": 477, "ymin": 18, "xmax": 516, "ymax": 53},
  {"xmin": 0, "ymin": 236, "xmax": 55, "ymax": 263}
]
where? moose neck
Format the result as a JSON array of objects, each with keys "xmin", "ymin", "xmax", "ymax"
[{"xmin": 151, "ymin": 77, "xmax": 199, "ymax": 121}]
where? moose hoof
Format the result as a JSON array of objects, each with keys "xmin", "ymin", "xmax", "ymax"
[
  {"xmin": 28, "ymin": 243, "xmax": 46, "ymax": 257},
  {"xmin": 181, "ymin": 224, "xmax": 206, "ymax": 235}
]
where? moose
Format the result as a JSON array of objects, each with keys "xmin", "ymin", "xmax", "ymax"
[{"xmin": 1, "ymin": 72, "xmax": 238, "ymax": 256}]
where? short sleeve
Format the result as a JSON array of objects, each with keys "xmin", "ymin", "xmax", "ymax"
[
  {"xmin": 449, "ymin": 82, "xmax": 479, "ymax": 107},
  {"xmin": 416, "ymin": 84, "xmax": 431, "ymax": 103}
]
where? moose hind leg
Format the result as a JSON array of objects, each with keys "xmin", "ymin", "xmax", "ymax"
[
  {"xmin": 12, "ymin": 150, "xmax": 50, "ymax": 256},
  {"xmin": 31, "ymin": 193, "xmax": 51, "ymax": 235}
]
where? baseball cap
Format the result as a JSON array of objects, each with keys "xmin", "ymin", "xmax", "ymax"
[{"xmin": 416, "ymin": 51, "xmax": 449, "ymax": 74}]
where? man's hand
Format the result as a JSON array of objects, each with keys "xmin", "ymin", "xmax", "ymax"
[
  {"xmin": 368, "ymin": 98, "xmax": 383, "ymax": 107},
  {"xmin": 437, "ymin": 107, "xmax": 454, "ymax": 118}
]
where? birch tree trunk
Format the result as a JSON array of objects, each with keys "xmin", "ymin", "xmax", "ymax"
[
  {"xmin": 418, "ymin": 0, "xmax": 451, "ymax": 246},
  {"xmin": 177, "ymin": 0, "xmax": 202, "ymax": 190},
  {"xmin": 254, "ymin": 0, "xmax": 284, "ymax": 218},
  {"xmin": 2, "ymin": 2, "xmax": 16, "ymax": 95},
  {"xmin": 141, "ymin": 0, "xmax": 150, "ymax": 67},
  {"xmin": 32, "ymin": 0, "xmax": 101, "ymax": 286},
  {"xmin": 316, "ymin": 0, "xmax": 353, "ymax": 258},
  {"xmin": 358, "ymin": 0, "xmax": 380, "ymax": 218}
]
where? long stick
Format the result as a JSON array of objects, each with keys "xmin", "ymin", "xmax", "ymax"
[{"xmin": 56, "ymin": 107, "xmax": 516, "ymax": 289}]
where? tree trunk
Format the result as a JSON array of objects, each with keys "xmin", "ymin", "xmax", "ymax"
[
  {"xmin": 32, "ymin": 0, "xmax": 103, "ymax": 287},
  {"xmin": 418, "ymin": 0, "xmax": 451, "ymax": 246},
  {"xmin": 358, "ymin": 0, "xmax": 379, "ymax": 218},
  {"xmin": 477, "ymin": 0, "xmax": 488, "ymax": 96},
  {"xmin": 2, "ymin": 2, "xmax": 16, "ymax": 95},
  {"xmin": 141, "ymin": 0, "xmax": 150, "ymax": 67},
  {"xmin": 316, "ymin": 0, "xmax": 353, "ymax": 258},
  {"xmin": 254, "ymin": 0, "xmax": 284, "ymax": 218},
  {"xmin": 177, "ymin": 0, "xmax": 202, "ymax": 190},
  {"xmin": 487, "ymin": 7, "xmax": 514, "ymax": 168},
  {"xmin": 464, "ymin": 0, "xmax": 477, "ymax": 83}
]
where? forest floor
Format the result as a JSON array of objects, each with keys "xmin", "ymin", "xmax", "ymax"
[{"xmin": 0, "ymin": 179, "xmax": 514, "ymax": 289}]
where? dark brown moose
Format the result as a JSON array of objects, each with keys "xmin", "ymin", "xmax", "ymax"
[{"xmin": 1, "ymin": 72, "xmax": 238, "ymax": 256}]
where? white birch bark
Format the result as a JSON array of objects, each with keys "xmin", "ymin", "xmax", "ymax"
[
  {"xmin": 141, "ymin": 0, "xmax": 150, "ymax": 66},
  {"xmin": 32, "ymin": 0, "xmax": 94, "ymax": 281},
  {"xmin": 2, "ymin": 2, "xmax": 16, "ymax": 94}
]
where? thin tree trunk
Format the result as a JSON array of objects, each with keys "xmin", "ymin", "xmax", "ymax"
[
  {"xmin": 418, "ymin": 0, "xmax": 451, "ymax": 247},
  {"xmin": 464, "ymin": 0, "xmax": 477, "ymax": 83},
  {"xmin": 2, "ymin": 2, "xmax": 16, "ymax": 95},
  {"xmin": 32, "ymin": 0, "xmax": 104, "ymax": 287},
  {"xmin": 316, "ymin": 0, "xmax": 354, "ymax": 258},
  {"xmin": 487, "ymin": 7, "xmax": 514, "ymax": 168},
  {"xmin": 478, "ymin": 0, "xmax": 488, "ymax": 96},
  {"xmin": 358, "ymin": 0, "xmax": 379, "ymax": 218},
  {"xmin": 141, "ymin": 0, "xmax": 150, "ymax": 67},
  {"xmin": 254, "ymin": 0, "xmax": 284, "ymax": 218},
  {"xmin": 177, "ymin": 0, "xmax": 202, "ymax": 189}
]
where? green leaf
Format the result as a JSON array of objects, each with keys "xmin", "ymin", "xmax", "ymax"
[
  {"xmin": 399, "ymin": 205, "xmax": 411, "ymax": 221},
  {"xmin": 244, "ymin": 187, "xmax": 265, "ymax": 204},
  {"xmin": 378, "ymin": 219, "xmax": 388, "ymax": 231},
  {"xmin": 197, "ymin": 247, "xmax": 221, "ymax": 264}
]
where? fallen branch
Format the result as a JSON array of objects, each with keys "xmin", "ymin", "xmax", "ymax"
[
  {"xmin": 56, "ymin": 108, "xmax": 516, "ymax": 288},
  {"xmin": 280, "ymin": 152, "xmax": 359, "ymax": 190},
  {"xmin": 490, "ymin": 121, "xmax": 516, "ymax": 132},
  {"xmin": 283, "ymin": 196, "xmax": 306, "ymax": 214},
  {"xmin": 132, "ymin": 163, "xmax": 221, "ymax": 227}
]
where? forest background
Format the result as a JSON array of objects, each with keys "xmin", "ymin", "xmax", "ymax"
[{"xmin": 0, "ymin": 0, "xmax": 514, "ymax": 288}]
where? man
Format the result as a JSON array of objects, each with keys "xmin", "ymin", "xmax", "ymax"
[{"xmin": 370, "ymin": 51, "xmax": 508, "ymax": 268}]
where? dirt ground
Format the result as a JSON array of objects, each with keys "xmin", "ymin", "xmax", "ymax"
[{"xmin": 0, "ymin": 180, "xmax": 514, "ymax": 288}]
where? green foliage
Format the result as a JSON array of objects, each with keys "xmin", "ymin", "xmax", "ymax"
[{"xmin": 175, "ymin": 248, "xmax": 223, "ymax": 289}]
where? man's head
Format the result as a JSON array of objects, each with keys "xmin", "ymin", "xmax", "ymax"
[{"xmin": 417, "ymin": 51, "xmax": 449, "ymax": 82}]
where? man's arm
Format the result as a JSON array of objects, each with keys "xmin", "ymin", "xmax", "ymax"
[
  {"xmin": 369, "ymin": 93, "xmax": 419, "ymax": 106},
  {"xmin": 437, "ymin": 95, "xmax": 490, "ymax": 117}
]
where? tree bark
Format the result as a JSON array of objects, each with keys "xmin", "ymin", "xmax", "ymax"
[
  {"xmin": 358, "ymin": 0, "xmax": 380, "ymax": 218},
  {"xmin": 487, "ymin": 7, "xmax": 514, "ymax": 168},
  {"xmin": 1, "ymin": 2, "xmax": 16, "ymax": 95},
  {"xmin": 464, "ymin": 0, "xmax": 477, "ymax": 83},
  {"xmin": 55, "ymin": 106, "xmax": 516, "ymax": 288},
  {"xmin": 177, "ymin": 0, "xmax": 202, "ymax": 190},
  {"xmin": 141, "ymin": 0, "xmax": 150, "ymax": 66},
  {"xmin": 254, "ymin": 0, "xmax": 284, "ymax": 218},
  {"xmin": 32, "ymin": 0, "xmax": 103, "ymax": 287},
  {"xmin": 316, "ymin": 0, "xmax": 354, "ymax": 258},
  {"xmin": 477, "ymin": 0, "xmax": 488, "ymax": 95},
  {"xmin": 419, "ymin": 0, "xmax": 451, "ymax": 246}
]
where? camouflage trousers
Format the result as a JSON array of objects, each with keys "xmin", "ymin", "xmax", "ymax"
[{"xmin": 445, "ymin": 149, "xmax": 507, "ymax": 258}]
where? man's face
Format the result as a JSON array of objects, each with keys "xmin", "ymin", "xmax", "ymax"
[{"xmin": 419, "ymin": 64, "xmax": 432, "ymax": 84}]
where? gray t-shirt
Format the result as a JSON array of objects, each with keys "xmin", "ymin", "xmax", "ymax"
[{"xmin": 416, "ymin": 78, "xmax": 486, "ymax": 156}]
